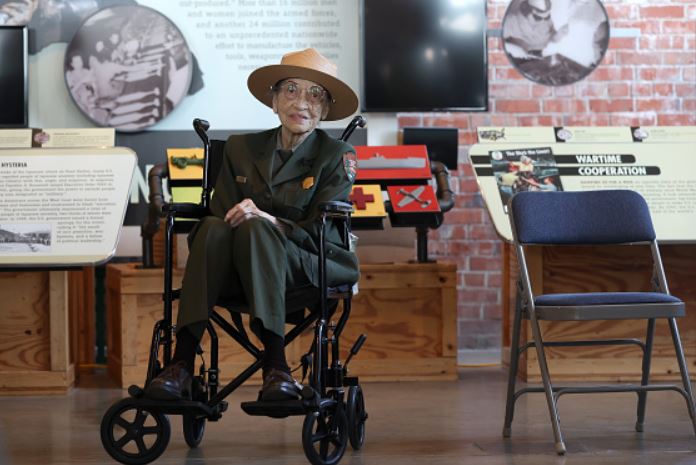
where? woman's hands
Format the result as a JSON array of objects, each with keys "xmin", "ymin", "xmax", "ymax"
[{"xmin": 224, "ymin": 198, "xmax": 284, "ymax": 231}]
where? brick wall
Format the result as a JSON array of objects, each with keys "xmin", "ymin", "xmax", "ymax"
[{"xmin": 397, "ymin": 0, "xmax": 696, "ymax": 361}]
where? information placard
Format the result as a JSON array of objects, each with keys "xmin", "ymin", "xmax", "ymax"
[
  {"xmin": 0, "ymin": 147, "xmax": 136, "ymax": 266},
  {"xmin": 471, "ymin": 139, "xmax": 696, "ymax": 243}
]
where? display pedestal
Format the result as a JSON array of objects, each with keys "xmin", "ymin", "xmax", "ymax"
[
  {"xmin": 503, "ymin": 243, "xmax": 696, "ymax": 382},
  {"xmin": 0, "ymin": 271, "xmax": 74, "ymax": 394},
  {"xmin": 106, "ymin": 262, "xmax": 457, "ymax": 388}
]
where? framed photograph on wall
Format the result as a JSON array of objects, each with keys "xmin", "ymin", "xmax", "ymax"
[{"xmin": 502, "ymin": 0, "xmax": 610, "ymax": 86}]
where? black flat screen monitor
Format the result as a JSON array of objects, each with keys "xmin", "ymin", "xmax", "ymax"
[
  {"xmin": 361, "ymin": 0, "xmax": 487, "ymax": 112},
  {"xmin": 0, "ymin": 26, "xmax": 28, "ymax": 128},
  {"xmin": 403, "ymin": 127, "xmax": 459, "ymax": 170}
]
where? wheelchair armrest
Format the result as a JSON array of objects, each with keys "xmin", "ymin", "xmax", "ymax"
[
  {"xmin": 164, "ymin": 203, "xmax": 209, "ymax": 219},
  {"xmin": 319, "ymin": 201, "xmax": 353, "ymax": 216}
]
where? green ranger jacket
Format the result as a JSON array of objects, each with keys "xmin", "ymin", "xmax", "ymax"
[{"xmin": 208, "ymin": 127, "xmax": 360, "ymax": 287}]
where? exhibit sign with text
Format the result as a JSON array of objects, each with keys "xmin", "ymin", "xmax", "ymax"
[
  {"xmin": 0, "ymin": 147, "xmax": 136, "ymax": 266},
  {"xmin": 472, "ymin": 127, "xmax": 696, "ymax": 242}
]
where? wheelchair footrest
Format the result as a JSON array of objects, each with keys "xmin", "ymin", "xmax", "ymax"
[{"xmin": 240, "ymin": 399, "xmax": 307, "ymax": 418}]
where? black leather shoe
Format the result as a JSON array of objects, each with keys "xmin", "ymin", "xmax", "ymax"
[
  {"xmin": 145, "ymin": 361, "xmax": 192, "ymax": 400},
  {"xmin": 261, "ymin": 368, "xmax": 302, "ymax": 401}
]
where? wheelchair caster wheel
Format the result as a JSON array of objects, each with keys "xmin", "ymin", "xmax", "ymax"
[
  {"xmin": 302, "ymin": 405, "xmax": 348, "ymax": 465},
  {"xmin": 183, "ymin": 414, "xmax": 206, "ymax": 448},
  {"xmin": 346, "ymin": 385, "xmax": 367, "ymax": 450},
  {"xmin": 101, "ymin": 398, "xmax": 170, "ymax": 465}
]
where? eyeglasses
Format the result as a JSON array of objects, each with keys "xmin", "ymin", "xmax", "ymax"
[{"xmin": 274, "ymin": 81, "xmax": 330, "ymax": 105}]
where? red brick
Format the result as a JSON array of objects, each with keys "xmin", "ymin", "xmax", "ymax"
[
  {"xmin": 610, "ymin": 37, "xmax": 637, "ymax": 50},
  {"xmin": 663, "ymin": 20, "xmax": 696, "ymax": 34},
  {"xmin": 496, "ymin": 100, "xmax": 540, "ymax": 113},
  {"xmin": 610, "ymin": 112, "xmax": 657, "ymax": 126},
  {"xmin": 635, "ymin": 99, "xmax": 678, "ymax": 112},
  {"xmin": 517, "ymin": 115, "xmax": 554, "ymax": 126},
  {"xmin": 679, "ymin": 83, "xmax": 696, "ymax": 97},
  {"xmin": 462, "ymin": 273, "xmax": 486, "ymax": 287},
  {"xmin": 672, "ymin": 36, "xmax": 687, "ymax": 49},
  {"xmin": 489, "ymin": 51, "xmax": 509, "ymax": 66},
  {"xmin": 459, "ymin": 163, "xmax": 475, "ymax": 177},
  {"xmin": 591, "ymin": 66, "xmax": 634, "ymax": 81},
  {"xmin": 641, "ymin": 6, "xmax": 685, "ymax": 19},
  {"xmin": 458, "ymin": 288, "xmax": 499, "ymax": 304},
  {"xmin": 663, "ymin": 51, "xmax": 696, "ymax": 65},
  {"xmin": 589, "ymin": 99, "xmax": 633, "ymax": 112},
  {"xmin": 449, "ymin": 241, "xmax": 476, "ymax": 256},
  {"xmin": 490, "ymin": 83, "xmax": 532, "ymax": 99},
  {"xmin": 658, "ymin": 113, "xmax": 696, "ymax": 125},
  {"xmin": 482, "ymin": 303, "xmax": 503, "ymax": 320},
  {"xmin": 494, "ymin": 67, "xmax": 524, "ymax": 80},
  {"xmin": 457, "ymin": 303, "xmax": 482, "ymax": 320},
  {"xmin": 654, "ymin": 83, "xmax": 675, "ymax": 97},
  {"xmin": 640, "ymin": 67, "xmax": 681, "ymax": 81},
  {"xmin": 477, "ymin": 241, "xmax": 501, "ymax": 257},
  {"xmin": 613, "ymin": 20, "xmax": 660, "ymax": 34},
  {"xmin": 528, "ymin": 85, "xmax": 551, "ymax": 98},
  {"xmin": 572, "ymin": 100, "xmax": 589, "ymax": 113},
  {"xmin": 564, "ymin": 114, "xmax": 611, "ymax": 126},
  {"xmin": 445, "ymin": 208, "xmax": 483, "ymax": 224},
  {"xmin": 470, "ymin": 114, "xmax": 491, "ymax": 128},
  {"xmin": 600, "ymin": 51, "xmax": 616, "ymax": 66},
  {"xmin": 398, "ymin": 115, "xmax": 422, "ymax": 127},
  {"xmin": 617, "ymin": 51, "xmax": 662, "ymax": 65},
  {"xmin": 470, "ymin": 256, "xmax": 502, "ymax": 272},
  {"xmin": 459, "ymin": 131, "xmax": 478, "ymax": 146},
  {"xmin": 608, "ymin": 83, "xmax": 630, "ymax": 98},
  {"xmin": 683, "ymin": 66, "xmax": 695, "ymax": 81},
  {"xmin": 632, "ymin": 82, "xmax": 653, "ymax": 97},
  {"xmin": 486, "ymin": 273, "xmax": 502, "ymax": 288},
  {"xmin": 423, "ymin": 113, "xmax": 471, "ymax": 129},
  {"xmin": 604, "ymin": 4, "xmax": 637, "ymax": 20},
  {"xmin": 684, "ymin": 99, "xmax": 696, "ymax": 112}
]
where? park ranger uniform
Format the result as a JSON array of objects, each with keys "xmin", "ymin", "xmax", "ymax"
[{"xmin": 176, "ymin": 127, "xmax": 360, "ymax": 340}]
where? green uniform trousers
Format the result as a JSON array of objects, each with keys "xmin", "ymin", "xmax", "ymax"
[{"xmin": 176, "ymin": 215, "xmax": 313, "ymax": 340}]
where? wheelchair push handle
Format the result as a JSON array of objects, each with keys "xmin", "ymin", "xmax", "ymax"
[
  {"xmin": 193, "ymin": 118, "xmax": 210, "ymax": 142},
  {"xmin": 340, "ymin": 115, "xmax": 366, "ymax": 142}
]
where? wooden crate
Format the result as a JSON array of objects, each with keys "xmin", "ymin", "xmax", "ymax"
[
  {"xmin": 503, "ymin": 243, "xmax": 696, "ymax": 382},
  {"xmin": 106, "ymin": 262, "xmax": 457, "ymax": 388},
  {"xmin": 0, "ymin": 271, "xmax": 75, "ymax": 395}
]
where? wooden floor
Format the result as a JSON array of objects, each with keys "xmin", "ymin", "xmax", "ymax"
[{"xmin": 1, "ymin": 367, "xmax": 695, "ymax": 465}]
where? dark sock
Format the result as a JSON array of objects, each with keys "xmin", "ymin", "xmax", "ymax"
[
  {"xmin": 172, "ymin": 326, "xmax": 198, "ymax": 374},
  {"xmin": 261, "ymin": 327, "xmax": 290, "ymax": 373}
]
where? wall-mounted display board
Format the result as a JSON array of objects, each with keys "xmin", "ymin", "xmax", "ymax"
[
  {"xmin": 472, "ymin": 126, "xmax": 696, "ymax": 243},
  {"xmin": 0, "ymin": 147, "xmax": 136, "ymax": 266}
]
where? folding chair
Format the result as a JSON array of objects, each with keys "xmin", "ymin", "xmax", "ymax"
[{"xmin": 503, "ymin": 189, "xmax": 696, "ymax": 454}]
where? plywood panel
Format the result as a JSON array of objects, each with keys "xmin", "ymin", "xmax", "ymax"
[{"xmin": 107, "ymin": 262, "xmax": 457, "ymax": 388}]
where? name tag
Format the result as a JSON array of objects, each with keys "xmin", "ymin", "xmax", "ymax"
[
  {"xmin": 302, "ymin": 177, "xmax": 314, "ymax": 189},
  {"xmin": 235, "ymin": 175, "xmax": 247, "ymax": 184}
]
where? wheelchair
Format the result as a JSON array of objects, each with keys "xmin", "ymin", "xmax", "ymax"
[{"xmin": 101, "ymin": 116, "xmax": 368, "ymax": 465}]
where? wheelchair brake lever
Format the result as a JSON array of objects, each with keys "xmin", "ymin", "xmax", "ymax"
[{"xmin": 344, "ymin": 334, "xmax": 367, "ymax": 368}]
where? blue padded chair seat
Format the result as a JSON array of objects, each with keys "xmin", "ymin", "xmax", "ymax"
[
  {"xmin": 532, "ymin": 292, "xmax": 684, "ymax": 321},
  {"xmin": 536, "ymin": 292, "xmax": 681, "ymax": 306}
]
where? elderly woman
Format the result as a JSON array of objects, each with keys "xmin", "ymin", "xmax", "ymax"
[{"xmin": 146, "ymin": 48, "xmax": 360, "ymax": 402}]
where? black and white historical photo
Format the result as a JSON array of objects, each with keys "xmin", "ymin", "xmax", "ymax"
[
  {"xmin": 64, "ymin": 4, "xmax": 193, "ymax": 131},
  {"xmin": 502, "ymin": 0, "xmax": 610, "ymax": 86},
  {"xmin": 0, "ymin": 223, "xmax": 51, "ymax": 253}
]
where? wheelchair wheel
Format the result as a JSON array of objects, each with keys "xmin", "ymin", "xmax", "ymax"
[
  {"xmin": 346, "ymin": 386, "xmax": 367, "ymax": 450},
  {"xmin": 182, "ymin": 414, "xmax": 206, "ymax": 448},
  {"xmin": 101, "ymin": 398, "xmax": 170, "ymax": 465},
  {"xmin": 183, "ymin": 375, "xmax": 207, "ymax": 448},
  {"xmin": 302, "ymin": 405, "xmax": 348, "ymax": 465}
]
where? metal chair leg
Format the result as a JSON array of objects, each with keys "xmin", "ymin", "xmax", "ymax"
[
  {"xmin": 503, "ymin": 285, "xmax": 524, "ymax": 438},
  {"xmin": 668, "ymin": 318, "xmax": 696, "ymax": 437},
  {"xmin": 636, "ymin": 318, "xmax": 655, "ymax": 432},
  {"xmin": 528, "ymin": 310, "xmax": 566, "ymax": 455}
]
